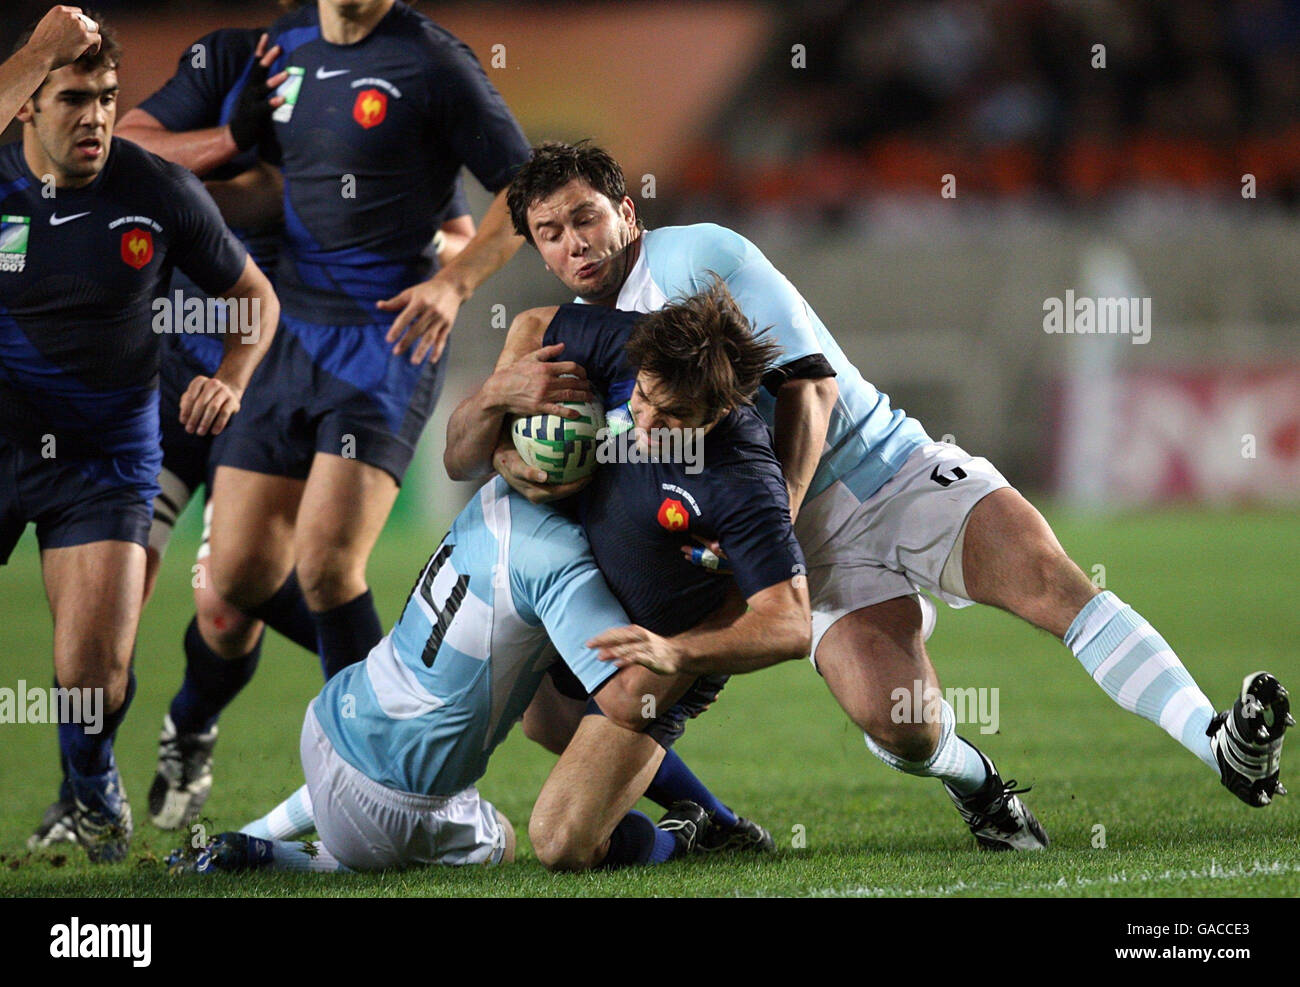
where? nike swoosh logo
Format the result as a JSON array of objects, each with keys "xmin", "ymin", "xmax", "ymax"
[
  {"xmin": 315, "ymin": 67, "xmax": 350, "ymax": 80},
  {"xmin": 50, "ymin": 212, "xmax": 91, "ymax": 226}
]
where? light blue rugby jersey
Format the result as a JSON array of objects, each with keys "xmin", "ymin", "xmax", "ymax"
[
  {"xmin": 598, "ymin": 223, "xmax": 930, "ymax": 503},
  {"xmin": 312, "ymin": 477, "xmax": 625, "ymax": 797}
]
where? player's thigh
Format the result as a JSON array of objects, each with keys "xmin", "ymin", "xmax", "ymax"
[
  {"xmin": 960, "ymin": 487, "xmax": 1096, "ymax": 637},
  {"xmin": 207, "ymin": 465, "xmax": 303, "ymax": 604},
  {"xmin": 41, "ymin": 539, "xmax": 146, "ymax": 702},
  {"xmin": 294, "ymin": 453, "xmax": 399, "ymax": 574},
  {"xmin": 816, "ymin": 595, "xmax": 941, "ymax": 758},
  {"xmin": 530, "ymin": 714, "xmax": 666, "ymax": 870},
  {"xmin": 522, "ymin": 667, "xmax": 590, "ymax": 754}
]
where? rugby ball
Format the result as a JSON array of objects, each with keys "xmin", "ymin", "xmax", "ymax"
[{"xmin": 511, "ymin": 396, "xmax": 604, "ymax": 484}]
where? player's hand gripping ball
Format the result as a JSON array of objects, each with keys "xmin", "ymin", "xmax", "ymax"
[{"xmin": 512, "ymin": 396, "xmax": 604, "ymax": 484}]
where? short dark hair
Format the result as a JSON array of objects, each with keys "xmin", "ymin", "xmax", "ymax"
[
  {"xmin": 625, "ymin": 277, "xmax": 782, "ymax": 425},
  {"xmin": 507, "ymin": 140, "xmax": 644, "ymax": 245},
  {"xmin": 12, "ymin": 10, "xmax": 120, "ymax": 99}
]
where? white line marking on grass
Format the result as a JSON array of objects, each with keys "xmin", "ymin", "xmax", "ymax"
[{"xmin": 801, "ymin": 859, "xmax": 1300, "ymax": 898}]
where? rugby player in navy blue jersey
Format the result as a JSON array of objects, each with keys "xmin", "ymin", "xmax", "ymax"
[
  {"xmin": 201, "ymin": 0, "xmax": 530, "ymax": 734},
  {"xmin": 2, "ymin": 15, "xmax": 279, "ymax": 862},
  {"xmin": 0, "ymin": 6, "xmax": 101, "ymax": 132},
  {"xmin": 446, "ymin": 283, "xmax": 812, "ymax": 868},
  {"xmin": 113, "ymin": 24, "xmax": 477, "ymax": 831}
]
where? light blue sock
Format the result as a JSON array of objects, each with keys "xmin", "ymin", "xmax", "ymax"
[
  {"xmin": 241, "ymin": 785, "xmax": 315, "ymax": 840},
  {"xmin": 864, "ymin": 699, "xmax": 990, "ymax": 794},
  {"xmin": 265, "ymin": 838, "xmax": 347, "ymax": 873},
  {"xmin": 1065, "ymin": 591, "xmax": 1217, "ymax": 770}
]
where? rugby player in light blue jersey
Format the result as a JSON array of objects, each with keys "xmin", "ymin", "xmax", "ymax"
[
  {"xmin": 496, "ymin": 141, "xmax": 1291, "ymax": 849},
  {"xmin": 167, "ymin": 475, "xmax": 784, "ymax": 873}
]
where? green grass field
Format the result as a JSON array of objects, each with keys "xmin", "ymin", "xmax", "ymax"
[{"xmin": 1, "ymin": 502, "xmax": 1297, "ymax": 897}]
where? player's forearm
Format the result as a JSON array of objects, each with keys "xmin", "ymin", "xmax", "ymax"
[
  {"xmin": 445, "ymin": 384, "xmax": 509, "ymax": 480},
  {"xmin": 215, "ymin": 275, "xmax": 278, "ymax": 392},
  {"xmin": 115, "ymin": 112, "xmax": 239, "ymax": 178},
  {"xmin": 431, "ymin": 189, "xmax": 522, "ymax": 301},
  {"xmin": 773, "ymin": 376, "xmax": 837, "ymax": 521},
  {"xmin": 0, "ymin": 46, "xmax": 53, "ymax": 131},
  {"xmin": 670, "ymin": 611, "xmax": 809, "ymax": 676},
  {"xmin": 205, "ymin": 162, "xmax": 284, "ymax": 231}
]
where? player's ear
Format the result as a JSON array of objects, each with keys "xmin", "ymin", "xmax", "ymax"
[
  {"xmin": 15, "ymin": 95, "xmax": 38, "ymax": 124},
  {"xmin": 620, "ymin": 195, "xmax": 636, "ymax": 225}
]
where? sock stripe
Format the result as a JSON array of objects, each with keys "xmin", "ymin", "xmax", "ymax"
[
  {"xmin": 1115, "ymin": 649, "xmax": 1180, "ymax": 709},
  {"xmin": 1091, "ymin": 624, "xmax": 1156, "ymax": 686}
]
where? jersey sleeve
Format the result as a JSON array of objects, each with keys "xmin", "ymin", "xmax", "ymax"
[
  {"xmin": 136, "ymin": 29, "xmax": 255, "ymax": 132},
  {"xmin": 512, "ymin": 508, "xmax": 625, "ymax": 696},
  {"xmin": 707, "ymin": 461, "xmax": 806, "ymax": 600},
  {"xmin": 428, "ymin": 39, "xmax": 532, "ymax": 193},
  {"xmin": 438, "ymin": 177, "xmax": 471, "ymax": 222},
  {"xmin": 165, "ymin": 167, "xmax": 250, "ymax": 297},
  {"xmin": 657, "ymin": 224, "xmax": 828, "ymax": 372},
  {"xmin": 543, "ymin": 305, "xmax": 640, "ymax": 397}
]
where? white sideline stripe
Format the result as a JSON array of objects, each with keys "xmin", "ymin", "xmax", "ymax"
[
  {"xmin": 1159, "ymin": 684, "xmax": 1209, "ymax": 740},
  {"xmin": 1090, "ymin": 625, "xmax": 1155, "ymax": 685},
  {"xmin": 794, "ymin": 859, "xmax": 1300, "ymax": 898},
  {"xmin": 1116, "ymin": 650, "xmax": 1176, "ymax": 710}
]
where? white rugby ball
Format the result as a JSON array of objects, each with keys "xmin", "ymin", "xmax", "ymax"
[{"xmin": 511, "ymin": 396, "xmax": 604, "ymax": 484}]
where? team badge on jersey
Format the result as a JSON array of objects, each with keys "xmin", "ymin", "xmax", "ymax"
[
  {"xmin": 353, "ymin": 89, "xmax": 388, "ymax": 129},
  {"xmin": 657, "ymin": 498, "xmax": 689, "ymax": 532},
  {"xmin": 0, "ymin": 215, "xmax": 30, "ymax": 273},
  {"xmin": 121, "ymin": 229, "xmax": 154, "ymax": 269}
]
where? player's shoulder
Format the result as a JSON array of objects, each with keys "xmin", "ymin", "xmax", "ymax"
[
  {"xmin": 107, "ymin": 139, "xmax": 210, "ymax": 206},
  {"xmin": 386, "ymin": 4, "xmax": 477, "ymax": 62},
  {"xmin": 191, "ymin": 26, "xmax": 261, "ymax": 59},
  {"xmin": 0, "ymin": 142, "xmax": 25, "ymax": 183},
  {"xmin": 266, "ymin": 4, "xmax": 321, "ymax": 48},
  {"xmin": 648, "ymin": 223, "xmax": 755, "ymax": 262},
  {"xmin": 701, "ymin": 406, "xmax": 784, "ymax": 478}
]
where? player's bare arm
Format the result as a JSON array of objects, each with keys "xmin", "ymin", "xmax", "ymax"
[
  {"xmin": 0, "ymin": 6, "xmax": 100, "ymax": 130},
  {"xmin": 204, "ymin": 160, "xmax": 284, "ymax": 232},
  {"xmin": 444, "ymin": 305, "xmax": 591, "ymax": 480},
  {"xmin": 435, "ymin": 213, "xmax": 476, "ymax": 267},
  {"xmin": 178, "ymin": 256, "xmax": 279, "ymax": 437},
  {"xmin": 379, "ymin": 188, "xmax": 526, "ymax": 365},
  {"xmin": 115, "ymin": 34, "xmax": 285, "ymax": 177},
  {"xmin": 591, "ymin": 576, "xmax": 812, "ymax": 677},
  {"xmin": 773, "ymin": 375, "xmax": 838, "ymax": 522}
]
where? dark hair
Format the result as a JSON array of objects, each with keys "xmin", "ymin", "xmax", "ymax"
[
  {"xmin": 625, "ymin": 277, "xmax": 782, "ymax": 425},
  {"xmin": 507, "ymin": 140, "xmax": 644, "ymax": 245},
  {"xmin": 12, "ymin": 10, "xmax": 120, "ymax": 98}
]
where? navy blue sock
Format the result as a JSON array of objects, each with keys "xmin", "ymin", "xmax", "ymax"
[
  {"xmin": 58, "ymin": 666, "xmax": 135, "ymax": 779},
  {"xmin": 599, "ymin": 811, "xmax": 680, "ymax": 868},
  {"xmin": 245, "ymin": 571, "xmax": 319, "ymax": 656},
  {"xmin": 169, "ymin": 617, "xmax": 262, "ymax": 734},
  {"xmin": 645, "ymin": 750, "xmax": 738, "ymax": 828},
  {"xmin": 311, "ymin": 589, "xmax": 382, "ymax": 680}
]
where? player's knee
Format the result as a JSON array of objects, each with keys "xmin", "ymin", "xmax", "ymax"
[
  {"xmin": 529, "ymin": 815, "xmax": 601, "ymax": 872},
  {"xmin": 57, "ymin": 649, "xmax": 131, "ymax": 708},
  {"xmin": 866, "ymin": 715, "xmax": 941, "ymax": 764},
  {"xmin": 195, "ymin": 588, "xmax": 261, "ymax": 657},
  {"xmin": 209, "ymin": 550, "xmax": 281, "ymax": 612},
  {"xmin": 296, "ymin": 548, "xmax": 365, "ymax": 611}
]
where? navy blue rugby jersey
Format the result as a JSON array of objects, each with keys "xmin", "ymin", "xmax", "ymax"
[
  {"xmin": 261, "ymin": 1, "xmax": 530, "ymax": 325},
  {"xmin": 0, "ymin": 138, "xmax": 247, "ymax": 461},
  {"xmin": 543, "ymin": 304, "xmax": 805, "ymax": 637}
]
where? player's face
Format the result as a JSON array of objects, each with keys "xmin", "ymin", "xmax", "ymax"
[
  {"xmin": 22, "ymin": 64, "xmax": 118, "ymax": 185},
  {"xmin": 527, "ymin": 179, "xmax": 638, "ymax": 303},
  {"xmin": 631, "ymin": 372, "xmax": 719, "ymax": 455},
  {"xmin": 319, "ymin": 0, "xmax": 391, "ymax": 20}
]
